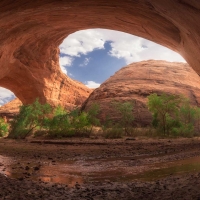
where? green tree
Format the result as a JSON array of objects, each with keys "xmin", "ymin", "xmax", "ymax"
[
  {"xmin": 147, "ymin": 93, "xmax": 182, "ymax": 135},
  {"xmin": 179, "ymin": 100, "xmax": 197, "ymax": 125},
  {"xmin": 9, "ymin": 99, "xmax": 52, "ymax": 138},
  {"xmin": 175, "ymin": 100, "xmax": 197, "ymax": 136},
  {"xmin": 87, "ymin": 103, "xmax": 100, "ymax": 125},
  {"xmin": 111, "ymin": 101, "xmax": 135, "ymax": 136},
  {"xmin": 86, "ymin": 103, "xmax": 100, "ymax": 134}
]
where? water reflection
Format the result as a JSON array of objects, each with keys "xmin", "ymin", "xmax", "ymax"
[
  {"xmin": 134, "ymin": 156, "xmax": 200, "ymax": 181},
  {"xmin": 1, "ymin": 154, "xmax": 200, "ymax": 185},
  {"xmin": 2, "ymin": 158, "xmax": 84, "ymax": 187}
]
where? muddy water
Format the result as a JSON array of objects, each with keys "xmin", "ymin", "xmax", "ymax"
[
  {"xmin": 134, "ymin": 156, "xmax": 200, "ymax": 181},
  {"xmin": 1, "ymin": 154, "xmax": 200, "ymax": 186}
]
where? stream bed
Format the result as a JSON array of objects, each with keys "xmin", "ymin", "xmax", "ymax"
[{"xmin": 1, "ymin": 153, "xmax": 200, "ymax": 187}]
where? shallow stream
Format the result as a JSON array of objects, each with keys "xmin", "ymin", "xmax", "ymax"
[{"xmin": 1, "ymin": 153, "xmax": 200, "ymax": 186}]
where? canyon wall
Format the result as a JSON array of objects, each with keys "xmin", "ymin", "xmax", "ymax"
[
  {"xmin": 0, "ymin": 1, "xmax": 200, "ymax": 105},
  {"xmin": 82, "ymin": 60, "xmax": 200, "ymax": 126}
]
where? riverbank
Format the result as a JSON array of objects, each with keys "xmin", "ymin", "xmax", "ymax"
[{"xmin": 0, "ymin": 137, "xmax": 200, "ymax": 199}]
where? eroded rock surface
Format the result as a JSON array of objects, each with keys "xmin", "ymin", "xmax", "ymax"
[
  {"xmin": 0, "ymin": 76, "xmax": 92, "ymax": 118},
  {"xmin": 83, "ymin": 60, "xmax": 200, "ymax": 126},
  {"xmin": 0, "ymin": 98, "xmax": 22, "ymax": 119},
  {"xmin": 0, "ymin": 1, "xmax": 200, "ymax": 105}
]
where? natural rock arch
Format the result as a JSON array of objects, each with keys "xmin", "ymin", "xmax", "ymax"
[{"xmin": 0, "ymin": 0, "xmax": 200, "ymax": 106}]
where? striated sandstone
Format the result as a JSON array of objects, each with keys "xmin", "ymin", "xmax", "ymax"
[
  {"xmin": 0, "ymin": 1, "xmax": 200, "ymax": 105},
  {"xmin": 82, "ymin": 60, "xmax": 200, "ymax": 126}
]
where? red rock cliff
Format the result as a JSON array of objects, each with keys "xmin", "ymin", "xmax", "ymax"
[
  {"xmin": 82, "ymin": 60, "xmax": 200, "ymax": 126},
  {"xmin": 0, "ymin": 1, "xmax": 200, "ymax": 106}
]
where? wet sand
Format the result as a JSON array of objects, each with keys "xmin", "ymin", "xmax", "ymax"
[{"xmin": 0, "ymin": 137, "xmax": 200, "ymax": 199}]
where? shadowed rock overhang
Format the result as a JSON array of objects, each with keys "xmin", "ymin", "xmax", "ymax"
[{"xmin": 0, "ymin": 0, "xmax": 200, "ymax": 105}]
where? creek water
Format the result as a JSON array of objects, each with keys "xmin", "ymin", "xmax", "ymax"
[{"xmin": 1, "ymin": 154, "xmax": 200, "ymax": 186}]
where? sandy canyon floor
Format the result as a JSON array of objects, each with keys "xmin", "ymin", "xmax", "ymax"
[{"xmin": 1, "ymin": 137, "xmax": 200, "ymax": 199}]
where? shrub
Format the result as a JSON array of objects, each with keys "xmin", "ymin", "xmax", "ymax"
[
  {"xmin": 103, "ymin": 127, "xmax": 124, "ymax": 139},
  {"xmin": 46, "ymin": 105, "xmax": 99, "ymax": 138},
  {"xmin": 9, "ymin": 99, "xmax": 52, "ymax": 139},
  {"xmin": 0, "ymin": 117, "xmax": 9, "ymax": 137}
]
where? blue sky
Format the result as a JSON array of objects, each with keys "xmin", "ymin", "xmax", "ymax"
[
  {"xmin": 59, "ymin": 29, "xmax": 185, "ymax": 88},
  {"xmin": 0, "ymin": 29, "xmax": 186, "ymax": 105},
  {"xmin": 60, "ymin": 41, "xmax": 125, "ymax": 85}
]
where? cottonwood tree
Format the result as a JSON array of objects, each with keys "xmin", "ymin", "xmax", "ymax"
[{"xmin": 147, "ymin": 93, "xmax": 183, "ymax": 135}]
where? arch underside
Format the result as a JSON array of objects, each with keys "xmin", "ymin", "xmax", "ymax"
[{"xmin": 0, "ymin": 0, "xmax": 200, "ymax": 105}]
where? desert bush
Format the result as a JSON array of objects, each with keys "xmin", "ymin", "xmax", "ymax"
[
  {"xmin": 9, "ymin": 99, "xmax": 52, "ymax": 139},
  {"xmin": 46, "ymin": 104, "xmax": 100, "ymax": 138},
  {"xmin": 103, "ymin": 127, "xmax": 124, "ymax": 139},
  {"xmin": 0, "ymin": 117, "xmax": 9, "ymax": 137}
]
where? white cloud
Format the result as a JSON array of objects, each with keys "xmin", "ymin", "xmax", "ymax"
[
  {"xmin": 0, "ymin": 87, "xmax": 14, "ymax": 99},
  {"xmin": 85, "ymin": 81, "xmax": 100, "ymax": 88},
  {"xmin": 59, "ymin": 29, "xmax": 186, "ymax": 65},
  {"xmin": 59, "ymin": 56, "xmax": 73, "ymax": 74},
  {"xmin": 79, "ymin": 57, "xmax": 91, "ymax": 67},
  {"xmin": 60, "ymin": 30, "xmax": 105, "ymax": 57},
  {"xmin": 0, "ymin": 87, "xmax": 15, "ymax": 105}
]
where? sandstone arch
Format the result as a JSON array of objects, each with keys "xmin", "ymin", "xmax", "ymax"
[{"xmin": 0, "ymin": 0, "xmax": 200, "ymax": 105}]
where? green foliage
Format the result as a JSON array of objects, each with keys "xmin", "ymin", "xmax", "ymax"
[
  {"xmin": 47, "ymin": 113, "xmax": 71, "ymax": 135},
  {"xmin": 0, "ymin": 117, "xmax": 9, "ymax": 137},
  {"xmin": 9, "ymin": 93, "xmax": 199, "ymax": 139},
  {"xmin": 147, "ymin": 93, "xmax": 200, "ymax": 137},
  {"xmin": 179, "ymin": 99, "xmax": 197, "ymax": 125},
  {"xmin": 69, "ymin": 110, "xmax": 91, "ymax": 136},
  {"xmin": 54, "ymin": 105, "xmax": 67, "ymax": 116},
  {"xmin": 147, "ymin": 93, "xmax": 183, "ymax": 135},
  {"xmin": 194, "ymin": 107, "xmax": 200, "ymax": 133},
  {"xmin": 101, "ymin": 115, "xmax": 112, "ymax": 132},
  {"xmin": 111, "ymin": 101, "xmax": 135, "ymax": 136},
  {"xmin": 87, "ymin": 103, "xmax": 100, "ymax": 126},
  {"xmin": 172, "ymin": 123, "xmax": 194, "ymax": 137},
  {"xmin": 9, "ymin": 99, "xmax": 52, "ymax": 139},
  {"xmin": 83, "ymin": 103, "xmax": 100, "ymax": 135},
  {"xmin": 46, "ymin": 104, "xmax": 100, "ymax": 138},
  {"xmin": 173, "ymin": 100, "xmax": 197, "ymax": 137}
]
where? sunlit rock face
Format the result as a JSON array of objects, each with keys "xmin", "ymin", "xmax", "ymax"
[
  {"xmin": 0, "ymin": 0, "xmax": 200, "ymax": 106},
  {"xmin": 0, "ymin": 98, "xmax": 22, "ymax": 119},
  {"xmin": 82, "ymin": 60, "xmax": 200, "ymax": 126}
]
